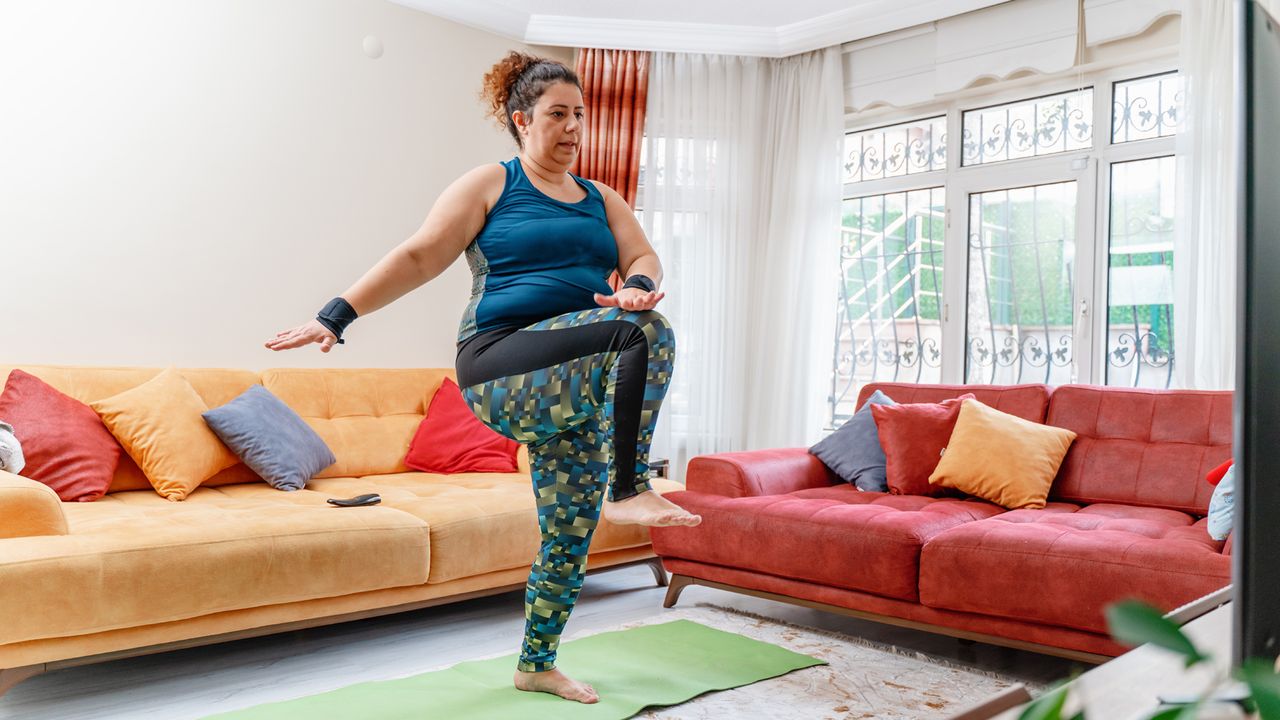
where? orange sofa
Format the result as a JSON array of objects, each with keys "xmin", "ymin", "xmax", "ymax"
[{"xmin": 0, "ymin": 364, "xmax": 677, "ymax": 697}]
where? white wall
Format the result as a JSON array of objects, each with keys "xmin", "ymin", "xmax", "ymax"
[{"xmin": 0, "ymin": 0, "xmax": 571, "ymax": 371}]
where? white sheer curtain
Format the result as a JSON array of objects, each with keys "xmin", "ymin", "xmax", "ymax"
[
  {"xmin": 639, "ymin": 48, "xmax": 844, "ymax": 480},
  {"xmin": 1173, "ymin": 0, "xmax": 1241, "ymax": 390},
  {"xmin": 1165, "ymin": 0, "xmax": 1280, "ymax": 389}
]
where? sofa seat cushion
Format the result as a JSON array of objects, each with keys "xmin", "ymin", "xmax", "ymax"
[
  {"xmin": 0, "ymin": 484, "xmax": 430, "ymax": 646},
  {"xmin": 307, "ymin": 473, "xmax": 682, "ymax": 583},
  {"xmin": 652, "ymin": 485, "xmax": 1004, "ymax": 601},
  {"xmin": 919, "ymin": 503, "xmax": 1231, "ymax": 634}
]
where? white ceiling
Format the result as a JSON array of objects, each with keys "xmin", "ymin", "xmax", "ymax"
[
  {"xmin": 496, "ymin": 0, "xmax": 874, "ymax": 28},
  {"xmin": 389, "ymin": 0, "xmax": 1015, "ymax": 57}
]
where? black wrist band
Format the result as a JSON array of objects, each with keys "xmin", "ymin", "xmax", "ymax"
[
  {"xmin": 622, "ymin": 274, "xmax": 657, "ymax": 293},
  {"xmin": 316, "ymin": 297, "xmax": 359, "ymax": 345}
]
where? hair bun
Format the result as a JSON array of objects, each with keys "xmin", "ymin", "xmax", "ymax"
[{"xmin": 481, "ymin": 51, "xmax": 539, "ymax": 129}]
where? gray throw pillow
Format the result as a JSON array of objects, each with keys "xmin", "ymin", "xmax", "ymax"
[
  {"xmin": 809, "ymin": 390, "xmax": 896, "ymax": 492},
  {"xmin": 202, "ymin": 384, "xmax": 336, "ymax": 491}
]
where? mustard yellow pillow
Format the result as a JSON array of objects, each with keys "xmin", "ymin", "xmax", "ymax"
[
  {"xmin": 90, "ymin": 367, "xmax": 238, "ymax": 501},
  {"xmin": 928, "ymin": 398, "xmax": 1077, "ymax": 509}
]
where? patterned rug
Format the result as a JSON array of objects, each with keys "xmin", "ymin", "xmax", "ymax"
[{"xmin": 583, "ymin": 602, "xmax": 1028, "ymax": 720}]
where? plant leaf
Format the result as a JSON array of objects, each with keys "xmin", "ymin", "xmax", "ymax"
[
  {"xmin": 1143, "ymin": 705, "xmax": 1200, "ymax": 720},
  {"xmin": 1239, "ymin": 659, "xmax": 1280, "ymax": 720},
  {"xmin": 1105, "ymin": 601, "xmax": 1208, "ymax": 666},
  {"xmin": 1018, "ymin": 683, "xmax": 1069, "ymax": 720}
]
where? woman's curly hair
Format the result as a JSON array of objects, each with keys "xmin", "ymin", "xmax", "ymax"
[{"xmin": 480, "ymin": 51, "xmax": 580, "ymax": 148}]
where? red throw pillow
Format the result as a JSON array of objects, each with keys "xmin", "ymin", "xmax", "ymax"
[
  {"xmin": 0, "ymin": 369, "xmax": 122, "ymax": 502},
  {"xmin": 404, "ymin": 378, "xmax": 520, "ymax": 474},
  {"xmin": 1206, "ymin": 458, "xmax": 1233, "ymax": 486},
  {"xmin": 871, "ymin": 393, "xmax": 976, "ymax": 496}
]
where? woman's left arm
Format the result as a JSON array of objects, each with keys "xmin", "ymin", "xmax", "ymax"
[{"xmin": 592, "ymin": 182, "xmax": 665, "ymax": 311}]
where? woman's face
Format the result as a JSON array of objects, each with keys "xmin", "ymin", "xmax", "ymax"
[{"xmin": 514, "ymin": 81, "xmax": 585, "ymax": 170}]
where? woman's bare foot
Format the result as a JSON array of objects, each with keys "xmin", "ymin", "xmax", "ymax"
[
  {"xmin": 603, "ymin": 490, "xmax": 702, "ymax": 527},
  {"xmin": 513, "ymin": 668, "xmax": 599, "ymax": 703}
]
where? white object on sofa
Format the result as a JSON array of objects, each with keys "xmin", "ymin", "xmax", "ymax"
[{"xmin": 0, "ymin": 421, "xmax": 23, "ymax": 475}]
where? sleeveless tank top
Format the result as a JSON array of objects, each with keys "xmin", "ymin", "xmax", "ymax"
[{"xmin": 456, "ymin": 157, "xmax": 618, "ymax": 343}]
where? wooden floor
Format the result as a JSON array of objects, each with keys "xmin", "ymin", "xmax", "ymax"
[{"xmin": 0, "ymin": 565, "xmax": 1080, "ymax": 720}]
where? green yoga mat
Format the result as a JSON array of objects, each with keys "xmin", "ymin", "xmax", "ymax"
[{"xmin": 202, "ymin": 619, "xmax": 826, "ymax": 720}]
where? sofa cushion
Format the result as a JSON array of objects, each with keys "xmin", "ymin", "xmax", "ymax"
[
  {"xmin": 307, "ymin": 473, "xmax": 683, "ymax": 584},
  {"xmin": 928, "ymin": 399, "xmax": 1077, "ymax": 509},
  {"xmin": 872, "ymin": 395, "xmax": 973, "ymax": 497},
  {"xmin": 404, "ymin": 378, "xmax": 520, "ymax": 474},
  {"xmin": 0, "ymin": 483, "xmax": 431, "ymax": 646},
  {"xmin": 260, "ymin": 368, "xmax": 452, "ymax": 479},
  {"xmin": 203, "ymin": 384, "xmax": 337, "ymax": 491},
  {"xmin": 809, "ymin": 389, "xmax": 895, "ymax": 492},
  {"xmin": 651, "ymin": 485, "xmax": 1004, "ymax": 601},
  {"xmin": 89, "ymin": 367, "xmax": 240, "ymax": 501},
  {"xmin": 857, "ymin": 383, "xmax": 1052, "ymax": 423},
  {"xmin": 918, "ymin": 503, "xmax": 1231, "ymax": 634},
  {"xmin": 0, "ymin": 369, "xmax": 122, "ymax": 502},
  {"xmin": 1045, "ymin": 385, "xmax": 1232, "ymax": 514}
]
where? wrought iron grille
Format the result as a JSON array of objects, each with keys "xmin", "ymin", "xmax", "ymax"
[
  {"xmin": 830, "ymin": 188, "xmax": 945, "ymax": 426},
  {"xmin": 966, "ymin": 182, "xmax": 1078, "ymax": 385},
  {"xmin": 843, "ymin": 117, "xmax": 947, "ymax": 184},
  {"xmin": 962, "ymin": 89, "xmax": 1093, "ymax": 166},
  {"xmin": 1112, "ymin": 73, "xmax": 1184, "ymax": 144}
]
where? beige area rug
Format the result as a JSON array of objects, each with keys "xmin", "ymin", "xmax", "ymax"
[{"xmin": 556, "ymin": 602, "xmax": 1030, "ymax": 720}]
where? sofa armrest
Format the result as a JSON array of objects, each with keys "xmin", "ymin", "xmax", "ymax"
[
  {"xmin": 685, "ymin": 448, "xmax": 835, "ymax": 498},
  {"xmin": 0, "ymin": 470, "xmax": 69, "ymax": 539}
]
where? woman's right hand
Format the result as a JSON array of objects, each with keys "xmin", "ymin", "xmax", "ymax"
[{"xmin": 264, "ymin": 320, "xmax": 339, "ymax": 353}]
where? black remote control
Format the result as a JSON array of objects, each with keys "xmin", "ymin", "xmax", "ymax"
[{"xmin": 327, "ymin": 493, "xmax": 381, "ymax": 507}]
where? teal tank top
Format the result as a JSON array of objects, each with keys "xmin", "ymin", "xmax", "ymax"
[{"xmin": 457, "ymin": 157, "xmax": 618, "ymax": 342}]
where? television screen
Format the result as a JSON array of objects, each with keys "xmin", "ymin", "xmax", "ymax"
[{"xmin": 1234, "ymin": 0, "xmax": 1280, "ymax": 666}]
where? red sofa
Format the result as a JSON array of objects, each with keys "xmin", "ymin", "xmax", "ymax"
[{"xmin": 651, "ymin": 383, "xmax": 1233, "ymax": 662}]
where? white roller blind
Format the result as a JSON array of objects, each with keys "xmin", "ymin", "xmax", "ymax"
[
  {"xmin": 934, "ymin": 0, "xmax": 1078, "ymax": 93},
  {"xmin": 844, "ymin": 0, "xmax": 1078, "ymax": 111},
  {"xmin": 1084, "ymin": 0, "xmax": 1181, "ymax": 46}
]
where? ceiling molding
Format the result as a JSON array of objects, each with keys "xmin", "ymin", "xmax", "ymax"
[
  {"xmin": 525, "ymin": 16, "xmax": 780, "ymax": 56},
  {"xmin": 388, "ymin": 0, "xmax": 1018, "ymax": 58}
]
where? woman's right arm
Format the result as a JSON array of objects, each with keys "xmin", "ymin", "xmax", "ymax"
[{"xmin": 265, "ymin": 165, "xmax": 504, "ymax": 352}]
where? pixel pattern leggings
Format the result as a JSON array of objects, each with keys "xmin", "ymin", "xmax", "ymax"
[{"xmin": 455, "ymin": 307, "xmax": 675, "ymax": 672}]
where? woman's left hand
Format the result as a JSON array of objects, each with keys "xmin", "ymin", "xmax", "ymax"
[{"xmin": 593, "ymin": 288, "xmax": 665, "ymax": 311}]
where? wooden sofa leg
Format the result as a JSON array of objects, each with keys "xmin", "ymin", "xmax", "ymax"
[
  {"xmin": 663, "ymin": 574, "xmax": 694, "ymax": 608},
  {"xmin": 648, "ymin": 557, "xmax": 669, "ymax": 587},
  {"xmin": 0, "ymin": 664, "xmax": 46, "ymax": 697}
]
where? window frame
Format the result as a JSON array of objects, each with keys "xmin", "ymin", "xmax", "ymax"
[{"xmin": 841, "ymin": 54, "xmax": 1180, "ymax": 389}]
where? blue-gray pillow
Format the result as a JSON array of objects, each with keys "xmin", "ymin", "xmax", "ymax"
[
  {"xmin": 809, "ymin": 390, "xmax": 896, "ymax": 492},
  {"xmin": 202, "ymin": 384, "xmax": 335, "ymax": 491},
  {"xmin": 1207, "ymin": 464, "xmax": 1235, "ymax": 541}
]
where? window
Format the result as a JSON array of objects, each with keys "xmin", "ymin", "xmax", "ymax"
[
  {"xmin": 843, "ymin": 117, "xmax": 947, "ymax": 183},
  {"xmin": 832, "ymin": 188, "xmax": 945, "ymax": 425},
  {"xmin": 962, "ymin": 88, "xmax": 1094, "ymax": 166},
  {"xmin": 834, "ymin": 64, "xmax": 1181, "ymax": 420}
]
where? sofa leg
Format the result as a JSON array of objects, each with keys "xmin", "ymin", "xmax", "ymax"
[
  {"xmin": 648, "ymin": 557, "xmax": 669, "ymax": 587},
  {"xmin": 0, "ymin": 664, "xmax": 45, "ymax": 697},
  {"xmin": 663, "ymin": 574, "xmax": 694, "ymax": 608}
]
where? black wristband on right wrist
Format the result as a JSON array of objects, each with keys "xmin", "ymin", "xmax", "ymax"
[
  {"xmin": 316, "ymin": 297, "xmax": 359, "ymax": 345},
  {"xmin": 622, "ymin": 274, "xmax": 657, "ymax": 293}
]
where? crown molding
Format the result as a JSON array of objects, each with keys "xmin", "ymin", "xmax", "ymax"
[
  {"xmin": 524, "ymin": 16, "xmax": 780, "ymax": 56},
  {"xmin": 388, "ymin": 0, "xmax": 1017, "ymax": 58}
]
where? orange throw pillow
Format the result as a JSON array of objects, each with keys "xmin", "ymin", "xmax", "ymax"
[
  {"xmin": 90, "ymin": 367, "xmax": 239, "ymax": 501},
  {"xmin": 928, "ymin": 398, "xmax": 1077, "ymax": 509}
]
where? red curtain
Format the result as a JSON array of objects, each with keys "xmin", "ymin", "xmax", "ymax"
[{"xmin": 572, "ymin": 49, "xmax": 650, "ymax": 209}]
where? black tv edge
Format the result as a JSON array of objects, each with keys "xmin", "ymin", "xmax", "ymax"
[{"xmin": 1234, "ymin": 0, "xmax": 1280, "ymax": 667}]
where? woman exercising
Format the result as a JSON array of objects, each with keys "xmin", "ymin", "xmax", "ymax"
[{"xmin": 265, "ymin": 51, "xmax": 701, "ymax": 705}]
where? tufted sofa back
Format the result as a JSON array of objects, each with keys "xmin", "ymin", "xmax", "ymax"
[{"xmin": 1044, "ymin": 385, "xmax": 1232, "ymax": 515}]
